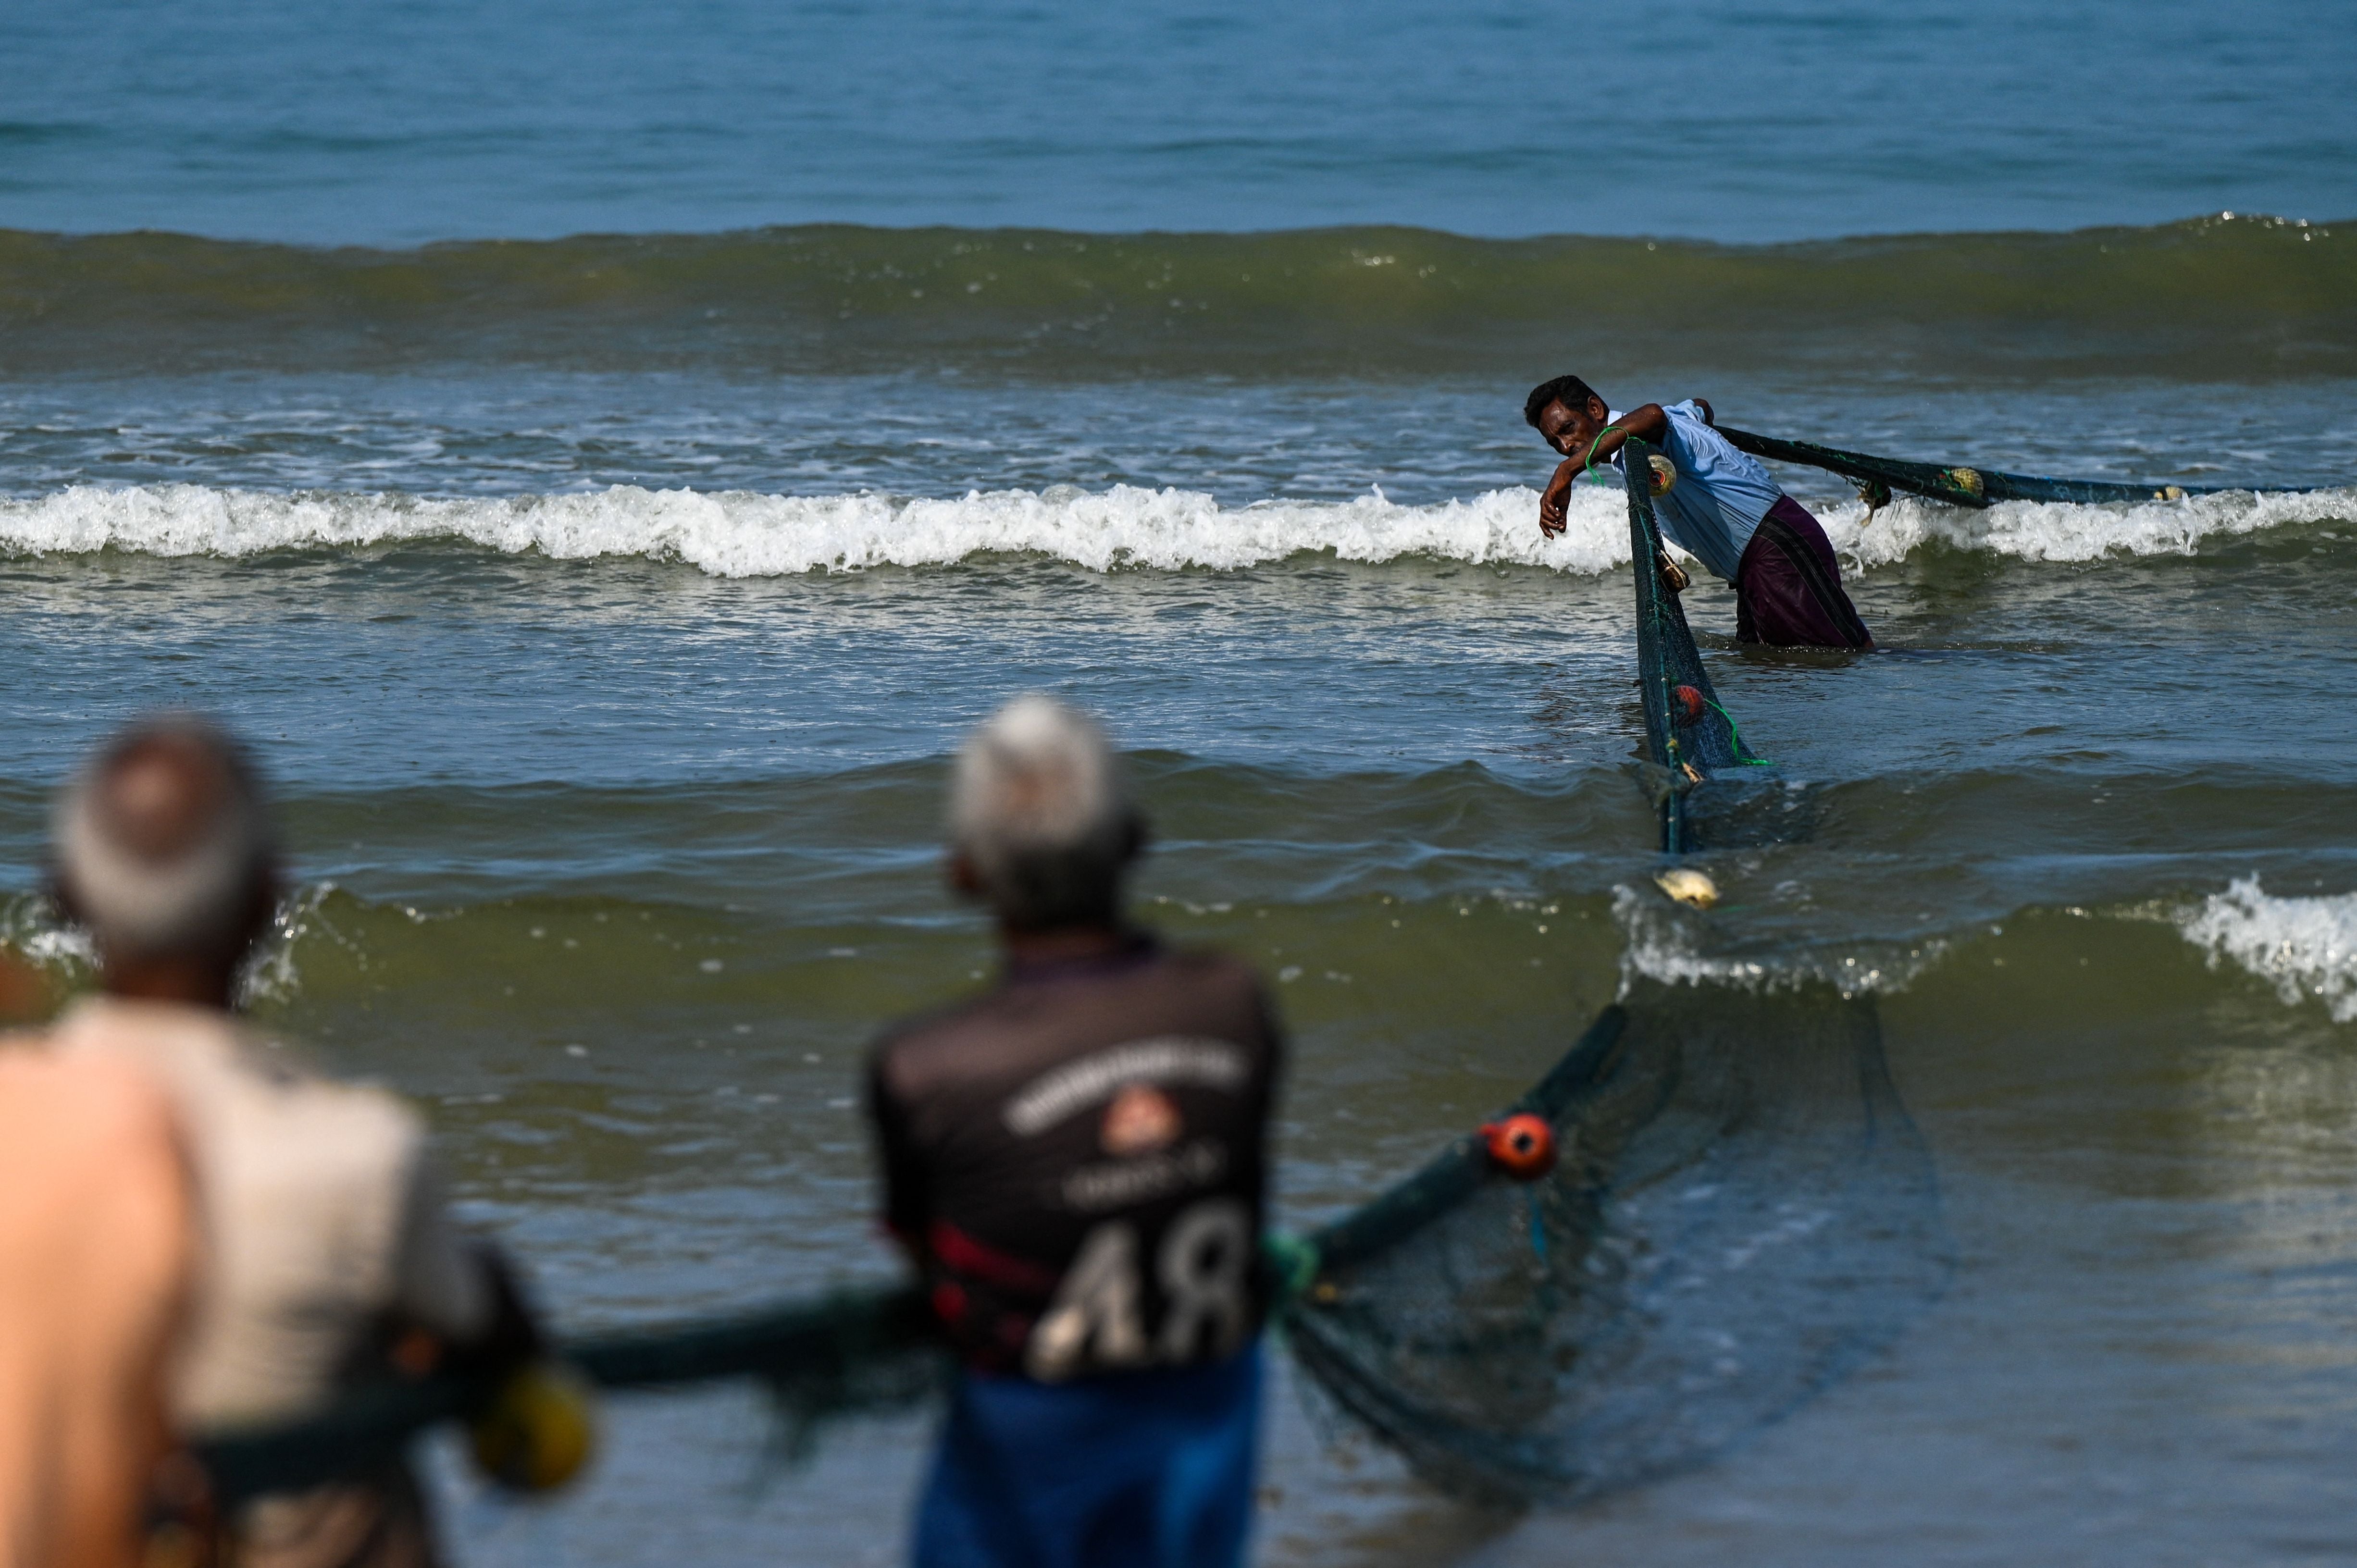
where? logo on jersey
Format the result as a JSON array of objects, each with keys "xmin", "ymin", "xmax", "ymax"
[
  {"xmin": 1100, "ymin": 1083, "xmax": 1182, "ymax": 1155},
  {"xmin": 1002, "ymin": 1036, "xmax": 1247, "ymax": 1136}
]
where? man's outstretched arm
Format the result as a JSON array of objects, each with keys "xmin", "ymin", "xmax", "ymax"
[{"xmin": 1538, "ymin": 404, "xmax": 1670, "ymax": 535}]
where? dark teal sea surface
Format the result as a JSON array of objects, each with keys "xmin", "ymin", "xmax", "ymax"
[
  {"xmin": 5, "ymin": 2, "xmax": 2357, "ymax": 1563},
  {"xmin": 3, "ymin": 0, "xmax": 2353, "ymax": 241}
]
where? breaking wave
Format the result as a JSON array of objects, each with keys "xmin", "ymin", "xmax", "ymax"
[
  {"xmin": 1826, "ymin": 486, "xmax": 2357, "ymax": 568},
  {"xmin": 2180, "ymin": 877, "xmax": 2357, "ymax": 1024},
  {"xmin": 2, "ymin": 479, "xmax": 2347, "ymax": 578},
  {"xmin": 1610, "ymin": 885, "xmax": 1949, "ymax": 998}
]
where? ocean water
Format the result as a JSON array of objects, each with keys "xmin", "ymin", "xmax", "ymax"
[
  {"xmin": 6, "ymin": 1, "xmax": 2357, "ymax": 1563},
  {"xmin": 4, "ymin": 0, "xmax": 2355, "ymax": 241}
]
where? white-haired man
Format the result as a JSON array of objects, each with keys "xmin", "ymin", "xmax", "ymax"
[
  {"xmin": 41, "ymin": 716, "xmax": 538, "ymax": 1568},
  {"xmin": 866, "ymin": 696, "xmax": 1284, "ymax": 1568}
]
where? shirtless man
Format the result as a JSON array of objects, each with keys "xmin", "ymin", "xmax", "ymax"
[
  {"xmin": 0, "ymin": 1050, "xmax": 193, "ymax": 1568},
  {"xmin": 44, "ymin": 716, "xmax": 540, "ymax": 1568},
  {"xmin": 868, "ymin": 697, "xmax": 1283, "ymax": 1568},
  {"xmin": 1527, "ymin": 374, "xmax": 1873, "ymax": 649}
]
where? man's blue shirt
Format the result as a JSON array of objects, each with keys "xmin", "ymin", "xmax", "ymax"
[{"xmin": 1609, "ymin": 400, "xmax": 1785, "ymax": 582}]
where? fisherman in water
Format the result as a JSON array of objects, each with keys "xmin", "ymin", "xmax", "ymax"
[
  {"xmin": 868, "ymin": 696, "xmax": 1282, "ymax": 1568},
  {"xmin": 1526, "ymin": 375, "xmax": 1873, "ymax": 649}
]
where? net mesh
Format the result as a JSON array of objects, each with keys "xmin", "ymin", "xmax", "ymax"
[
  {"xmin": 1624, "ymin": 440, "xmax": 1763, "ymax": 851},
  {"xmin": 1282, "ymin": 978, "xmax": 1948, "ymax": 1504}
]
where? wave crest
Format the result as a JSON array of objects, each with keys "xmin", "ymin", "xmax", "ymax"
[
  {"xmin": 2, "ymin": 478, "xmax": 2347, "ymax": 578},
  {"xmin": 2179, "ymin": 877, "xmax": 2357, "ymax": 1023},
  {"xmin": 4, "ymin": 215, "xmax": 2350, "ymax": 378},
  {"xmin": 1826, "ymin": 486, "xmax": 2357, "ymax": 568},
  {"xmin": 0, "ymin": 481, "xmax": 1630, "ymax": 576}
]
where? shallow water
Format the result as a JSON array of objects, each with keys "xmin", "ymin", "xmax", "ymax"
[
  {"xmin": 3, "ymin": 377, "xmax": 2355, "ymax": 1558},
  {"xmin": 7, "ymin": 2, "xmax": 2357, "ymax": 1550}
]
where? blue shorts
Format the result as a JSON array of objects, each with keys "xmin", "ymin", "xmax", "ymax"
[{"xmin": 912, "ymin": 1344, "xmax": 1264, "ymax": 1568}]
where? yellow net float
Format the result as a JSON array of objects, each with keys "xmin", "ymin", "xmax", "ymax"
[{"xmin": 468, "ymin": 1360, "xmax": 598, "ymax": 1493}]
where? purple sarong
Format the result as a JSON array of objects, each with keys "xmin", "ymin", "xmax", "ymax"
[{"xmin": 1735, "ymin": 496, "xmax": 1873, "ymax": 649}]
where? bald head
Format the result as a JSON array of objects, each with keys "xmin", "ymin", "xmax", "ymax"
[{"xmin": 54, "ymin": 717, "xmax": 276, "ymax": 970}]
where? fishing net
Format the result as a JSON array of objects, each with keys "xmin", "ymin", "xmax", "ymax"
[
  {"xmin": 1717, "ymin": 425, "xmax": 2226, "ymax": 507},
  {"xmin": 1624, "ymin": 439, "xmax": 1764, "ymax": 851},
  {"xmin": 200, "ymin": 1286, "xmax": 947, "ymax": 1507},
  {"xmin": 1282, "ymin": 977, "xmax": 1948, "ymax": 1504},
  {"xmin": 200, "ymin": 981, "xmax": 1947, "ymax": 1511}
]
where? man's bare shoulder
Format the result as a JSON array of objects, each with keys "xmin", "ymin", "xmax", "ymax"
[{"xmin": 47, "ymin": 998, "xmax": 428, "ymax": 1178}]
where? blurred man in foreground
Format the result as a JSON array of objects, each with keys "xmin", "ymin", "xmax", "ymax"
[
  {"xmin": 45, "ymin": 716, "xmax": 538, "ymax": 1568},
  {"xmin": 0, "ymin": 1049, "xmax": 193, "ymax": 1568},
  {"xmin": 867, "ymin": 696, "xmax": 1284, "ymax": 1568}
]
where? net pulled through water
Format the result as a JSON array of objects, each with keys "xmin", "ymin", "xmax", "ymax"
[
  {"xmin": 1283, "ymin": 977, "xmax": 1947, "ymax": 1503},
  {"xmin": 1624, "ymin": 438, "xmax": 1766, "ymax": 852},
  {"xmin": 1716, "ymin": 425, "xmax": 2236, "ymax": 508},
  {"xmin": 198, "ymin": 981, "xmax": 1948, "ymax": 1514}
]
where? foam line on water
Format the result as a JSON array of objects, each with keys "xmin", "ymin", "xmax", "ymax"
[
  {"xmin": 0, "ymin": 482, "xmax": 1628, "ymax": 577},
  {"xmin": 2179, "ymin": 877, "xmax": 2357, "ymax": 1023},
  {"xmin": 1823, "ymin": 487, "xmax": 2357, "ymax": 568},
  {"xmin": 1610, "ymin": 885, "xmax": 1947, "ymax": 997},
  {"xmin": 1, "ymin": 481, "xmax": 2347, "ymax": 579}
]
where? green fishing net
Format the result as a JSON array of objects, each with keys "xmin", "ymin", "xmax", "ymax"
[
  {"xmin": 1282, "ymin": 978, "xmax": 1948, "ymax": 1504},
  {"xmin": 1623, "ymin": 439, "xmax": 1765, "ymax": 851}
]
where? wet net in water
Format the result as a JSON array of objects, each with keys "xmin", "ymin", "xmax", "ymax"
[
  {"xmin": 1284, "ymin": 978, "xmax": 1948, "ymax": 1503},
  {"xmin": 1624, "ymin": 438, "xmax": 1766, "ymax": 852}
]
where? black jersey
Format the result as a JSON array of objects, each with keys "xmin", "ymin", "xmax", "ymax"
[{"xmin": 866, "ymin": 937, "xmax": 1282, "ymax": 1381}]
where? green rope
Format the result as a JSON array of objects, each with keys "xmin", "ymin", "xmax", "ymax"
[
  {"xmin": 1702, "ymin": 697, "xmax": 1774, "ymax": 766},
  {"xmin": 1582, "ymin": 421, "xmax": 1623, "ymax": 483},
  {"xmin": 1261, "ymin": 1233, "xmax": 1322, "ymax": 1314}
]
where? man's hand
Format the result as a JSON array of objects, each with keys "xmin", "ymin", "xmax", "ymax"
[{"xmin": 1538, "ymin": 458, "xmax": 1577, "ymax": 537}]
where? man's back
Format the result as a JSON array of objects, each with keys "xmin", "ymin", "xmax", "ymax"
[
  {"xmin": 51, "ymin": 998, "xmax": 492, "ymax": 1568},
  {"xmin": 870, "ymin": 939, "xmax": 1281, "ymax": 1383},
  {"xmin": 52, "ymin": 997, "xmax": 489, "ymax": 1428}
]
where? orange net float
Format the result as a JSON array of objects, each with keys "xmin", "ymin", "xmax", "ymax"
[
  {"xmin": 1479, "ymin": 1113, "xmax": 1557, "ymax": 1181},
  {"xmin": 1671, "ymin": 684, "xmax": 1706, "ymax": 723}
]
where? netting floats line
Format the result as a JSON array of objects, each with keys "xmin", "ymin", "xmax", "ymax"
[
  {"xmin": 193, "ymin": 1013, "xmax": 1635, "ymax": 1509},
  {"xmin": 196, "ymin": 1286, "xmax": 943, "ymax": 1508},
  {"xmin": 1303, "ymin": 1006, "xmax": 1625, "ymax": 1273},
  {"xmin": 1713, "ymin": 425, "xmax": 2291, "ymax": 509},
  {"xmin": 1622, "ymin": 438, "xmax": 1768, "ymax": 854}
]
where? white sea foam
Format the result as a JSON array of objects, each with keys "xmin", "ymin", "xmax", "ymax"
[
  {"xmin": 1822, "ymin": 486, "xmax": 2357, "ymax": 569},
  {"xmin": 0, "ymin": 479, "xmax": 2345, "ymax": 579},
  {"xmin": 1610, "ymin": 885, "xmax": 1943, "ymax": 996},
  {"xmin": 0, "ymin": 482, "xmax": 1631, "ymax": 578},
  {"xmin": 2179, "ymin": 877, "xmax": 2357, "ymax": 1023}
]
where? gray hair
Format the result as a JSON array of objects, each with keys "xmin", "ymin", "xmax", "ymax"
[
  {"xmin": 54, "ymin": 716, "xmax": 276, "ymax": 963},
  {"xmin": 951, "ymin": 696, "xmax": 1138, "ymax": 930}
]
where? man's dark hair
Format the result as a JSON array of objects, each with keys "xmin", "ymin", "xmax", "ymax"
[{"xmin": 1524, "ymin": 375, "xmax": 1602, "ymax": 429}]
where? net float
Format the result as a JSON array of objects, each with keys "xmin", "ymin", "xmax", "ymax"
[
  {"xmin": 1655, "ymin": 867, "xmax": 1720, "ymax": 908},
  {"xmin": 1671, "ymin": 684, "xmax": 1705, "ymax": 722},
  {"xmin": 1480, "ymin": 1113, "xmax": 1556, "ymax": 1180},
  {"xmin": 468, "ymin": 1360, "xmax": 597, "ymax": 1493}
]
